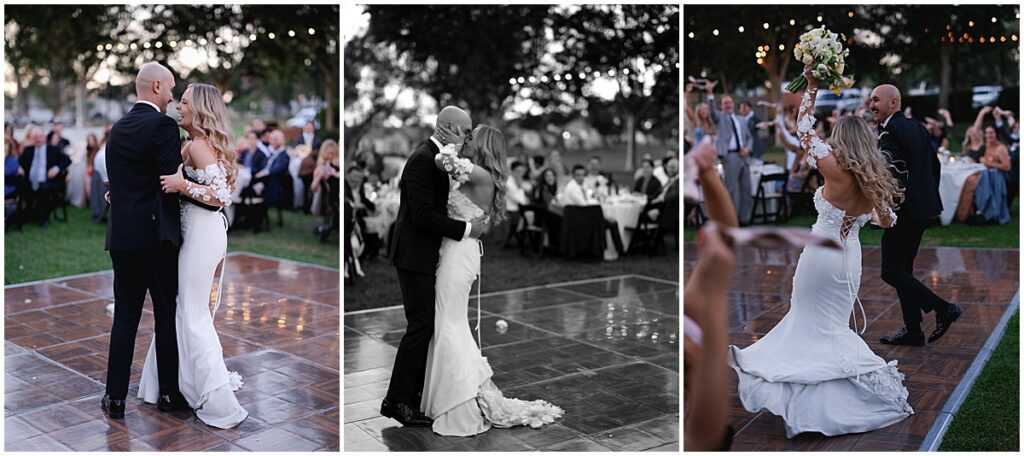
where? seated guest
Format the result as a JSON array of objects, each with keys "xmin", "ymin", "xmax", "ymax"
[
  {"xmin": 645, "ymin": 157, "xmax": 679, "ymax": 221},
  {"xmin": 536, "ymin": 149, "xmax": 569, "ymax": 182},
  {"xmin": 633, "ymin": 152, "xmax": 655, "ymax": 181},
  {"xmin": 311, "ymin": 140, "xmax": 343, "ymax": 243},
  {"xmin": 236, "ymin": 131, "xmax": 259, "ymax": 163},
  {"xmin": 344, "ymin": 162, "xmax": 373, "ymax": 246},
  {"xmin": 560, "ymin": 164, "xmax": 592, "ymax": 206},
  {"xmin": 506, "ymin": 161, "xmax": 532, "ymax": 211},
  {"xmin": 653, "ymin": 150, "xmax": 677, "ymax": 185},
  {"xmin": 296, "ymin": 122, "xmax": 323, "ymax": 211},
  {"xmin": 633, "ymin": 159, "xmax": 663, "ymax": 199},
  {"xmin": 957, "ymin": 127, "xmax": 1012, "ymax": 222},
  {"xmin": 255, "ymin": 130, "xmax": 292, "ymax": 206},
  {"xmin": 5, "ymin": 138, "xmax": 22, "ymax": 220},
  {"xmin": 532, "ymin": 167, "xmax": 559, "ymax": 206},
  {"xmin": 584, "ymin": 155, "xmax": 614, "ymax": 189},
  {"xmin": 19, "ymin": 127, "xmax": 71, "ymax": 226}
]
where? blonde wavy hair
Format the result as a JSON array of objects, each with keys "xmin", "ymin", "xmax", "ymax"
[
  {"xmin": 468, "ymin": 125, "xmax": 509, "ymax": 224},
  {"xmin": 319, "ymin": 139, "xmax": 340, "ymax": 167},
  {"xmin": 184, "ymin": 83, "xmax": 237, "ymax": 189},
  {"xmin": 829, "ymin": 115, "xmax": 905, "ymax": 212}
]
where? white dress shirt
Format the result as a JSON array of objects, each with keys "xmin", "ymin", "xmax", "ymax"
[
  {"xmin": 560, "ymin": 179, "xmax": 591, "ymax": 206},
  {"xmin": 136, "ymin": 100, "xmax": 161, "ymax": 113}
]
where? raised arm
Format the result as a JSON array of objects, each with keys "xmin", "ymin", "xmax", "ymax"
[
  {"xmin": 972, "ymin": 106, "xmax": 992, "ymax": 134},
  {"xmin": 796, "ymin": 66, "xmax": 848, "ymax": 185}
]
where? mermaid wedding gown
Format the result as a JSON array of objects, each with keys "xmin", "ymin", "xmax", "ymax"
[
  {"xmin": 421, "ymin": 179, "xmax": 563, "ymax": 436},
  {"xmin": 727, "ymin": 90, "xmax": 913, "ymax": 438},
  {"xmin": 138, "ymin": 163, "xmax": 247, "ymax": 429}
]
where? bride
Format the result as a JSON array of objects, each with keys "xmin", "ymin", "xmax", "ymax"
[
  {"xmin": 424, "ymin": 124, "xmax": 563, "ymax": 436},
  {"xmin": 137, "ymin": 83, "xmax": 248, "ymax": 429},
  {"xmin": 728, "ymin": 67, "xmax": 913, "ymax": 438}
]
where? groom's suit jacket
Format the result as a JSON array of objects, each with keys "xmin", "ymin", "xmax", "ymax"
[
  {"xmin": 879, "ymin": 112, "xmax": 943, "ymax": 223},
  {"xmin": 388, "ymin": 139, "xmax": 467, "ymax": 275},
  {"xmin": 104, "ymin": 103, "xmax": 183, "ymax": 251}
]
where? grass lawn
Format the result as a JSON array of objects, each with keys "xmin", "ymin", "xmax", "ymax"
[
  {"xmin": 345, "ymin": 236, "xmax": 679, "ymax": 312},
  {"xmin": 940, "ymin": 310, "xmax": 1019, "ymax": 451},
  {"xmin": 4, "ymin": 206, "xmax": 338, "ymax": 285}
]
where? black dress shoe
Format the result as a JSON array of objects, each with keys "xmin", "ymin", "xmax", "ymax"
[
  {"xmin": 101, "ymin": 394, "xmax": 125, "ymax": 419},
  {"xmin": 879, "ymin": 327, "xmax": 925, "ymax": 346},
  {"xmin": 929, "ymin": 304, "xmax": 962, "ymax": 343},
  {"xmin": 158, "ymin": 393, "xmax": 190, "ymax": 412},
  {"xmin": 380, "ymin": 398, "xmax": 433, "ymax": 427}
]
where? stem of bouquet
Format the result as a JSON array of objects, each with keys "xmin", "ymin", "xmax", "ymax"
[{"xmin": 786, "ymin": 74, "xmax": 807, "ymax": 93}]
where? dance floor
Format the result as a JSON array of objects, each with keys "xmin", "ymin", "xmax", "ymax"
[
  {"xmin": 683, "ymin": 242, "xmax": 1020, "ymax": 451},
  {"xmin": 4, "ymin": 252, "xmax": 340, "ymax": 451},
  {"xmin": 344, "ymin": 274, "xmax": 679, "ymax": 451}
]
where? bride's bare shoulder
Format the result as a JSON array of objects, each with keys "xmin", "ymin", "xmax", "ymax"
[{"xmin": 188, "ymin": 138, "xmax": 216, "ymax": 166}]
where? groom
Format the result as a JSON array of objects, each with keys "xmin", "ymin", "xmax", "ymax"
[
  {"xmin": 382, "ymin": 106, "xmax": 486, "ymax": 426},
  {"xmin": 102, "ymin": 62, "xmax": 188, "ymax": 418},
  {"xmin": 869, "ymin": 84, "xmax": 962, "ymax": 347}
]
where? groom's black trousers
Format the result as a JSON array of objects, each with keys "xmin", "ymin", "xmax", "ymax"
[
  {"xmin": 881, "ymin": 218, "xmax": 950, "ymax": 332},
  {"xmin": 105, "ymin": 244, "xmax": 181, "ymax": 400},
  {"xmin": 385, "ymin": 267, "xmax": 436, "ymax": 405}
]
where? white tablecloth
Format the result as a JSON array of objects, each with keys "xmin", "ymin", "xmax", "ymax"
[
  {"xmin": 938, "ymin": 162, "xmax": 986, "ymax": 226},
  {"xmin": 749, "ymin": 163, "xmax": 786, "ymax": 196},
  {"xmin": 600, "ymin": 197, "xmax": 646, "ymax": 259}
]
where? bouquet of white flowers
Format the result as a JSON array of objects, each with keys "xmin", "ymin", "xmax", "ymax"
[
  {"xmin": 786, "ymin": 26, "xmax": 854, "ymax": 95},
  {"xmin": 437, "ymin": 143, "xmax": 475, "ymax": 184}
]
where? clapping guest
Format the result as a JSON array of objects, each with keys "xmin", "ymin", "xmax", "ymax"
[
  {"xmin": 19, "ymin": 127, "xmax": 70, "ymax": 226},
  {"xmin": 633, "ymin": 159, "xmax": 662, "ymax": 199},
  {"xmin": 255, "ymin": 130, "xmax": 292, "ymax": 206}
]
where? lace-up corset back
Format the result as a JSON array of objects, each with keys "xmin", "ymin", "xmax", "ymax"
[
  {"xmin": 813, "ymin": 187, "xmax": 871, "ymax": 244},
  {"xmin": 447, "ymin": 180, "xmax": 487, "ymax": 223}
]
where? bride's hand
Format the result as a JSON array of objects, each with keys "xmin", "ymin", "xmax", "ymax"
[
  {"xmin": 160, "ymin": 164, "xmax": 186, "ymax": 194},
  {"xmin": 803, "ymin": 65, "xmax": 819, "ymax": 90}
]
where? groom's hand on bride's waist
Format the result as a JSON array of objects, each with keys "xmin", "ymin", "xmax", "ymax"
[{"xmin": 469, "ymin": 215, "xmax": 488, "ymax": 239}]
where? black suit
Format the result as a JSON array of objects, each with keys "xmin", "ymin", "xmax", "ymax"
[
  {"xmin": 385, "ymin": 139, "xmax": 467, "ymax": 405},
  {"xmin": 19, "ymin": 144, "xmax": 71, "ymax": 222},
  {"xmin": 633, "ymin": 175, "xmax": 662, "ymax": 199},
  {"xmin": 878, "ymin": 112, "xmax": 950, "ymax": 332},
  {"xmin": 103, "ymin": 102, "xmax": 183, "ymax": 400}
]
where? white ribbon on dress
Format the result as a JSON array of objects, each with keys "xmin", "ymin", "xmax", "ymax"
[
  {"xmin": 211, "ymin": 211, "xmax": 228, "ymax": 318},
  {"xmin": 475, "ymin": 239, "xmax": 484, "ymax": 349}
]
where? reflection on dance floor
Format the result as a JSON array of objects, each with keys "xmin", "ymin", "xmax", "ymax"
[
  {"xmin": 684, "ymin": 243, "xmax": 1019, "ymax": 451},
  {"xmin": 5, "ymin": 253, "xmax": 339, "ymax": 451},
  {"xmin": 344, "ymin": 275, "xmax": 680, "ymax": 451}
]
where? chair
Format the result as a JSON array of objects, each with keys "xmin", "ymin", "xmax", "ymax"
[
  {"xmin": 789, "ymin": 169, "xmax": 823, "ymax": 219},
  {"xmin": 750, "ymin": 171, "xmax": 789, "ymax": 224},
  {"xmin": 647, "ymin": 196, "xmax": 679, "ymax": 256},
  {"xmin": 559, "ymin": 205, "xmax": 606, "ymax": 260}
]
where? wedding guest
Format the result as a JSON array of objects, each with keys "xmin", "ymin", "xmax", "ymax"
[
  {"xmin": 739, "ymin": 101, "xmax": 766, "ymax": 159},
  {"xmin": 5, "ymin": 138, "xmax": 22, "ymax": 220},
  {"xmin": 541, "ymin": 149, "xmax": 570, "ymax": 182},
  {"xmin": 633, "ymin": 152, "xmax": 655, "ymax": 181},
  {"xmin": 506, "ymin": 161, "xmax": 532, "ymax": 212},
  {"xmin": 684, "ymin": 83, "xmax": 717, "ymax": 144},
  {"xmin": 237, "ymin": 131, "xmax": 259, "ymax": 167},
  {"xmin": 707, "ymin": 83, "xmax": 753, "ymax": 225},
  {"xmin": 532, "ymin": 167, "xmax": 559, "ymax": 206},
  {"xmin": 19, "ymin": 127, "xmax": 70, "ymax": 226},
  {"xmin": 559, "ymin": 164, "xmax": 591, "ymax": 206},
  {"xmin": 312, "ymin": 139, "xmax": 343, "ymax": 245},
  {"xmin": 355, "ymin": 137, "xmax": 384, "ymax": 185},
  {"xmin": 47, "ymin": 121, "xmax": 71, "ymax": 152},
  {"xmin": 653, "ymin": 150, "xmax": 677, "ymax": 185},
  {"xmin": 256, "ymin": 130, "xmax": 292, "ymax": 206},
  {"xmin": 981, "ymin": 126, "xmax": 1012, "ymax": 172},
  {"xmin": 584, "ymin": 155, "xmax": 614, "ymax": 188},
  {"xmin": 344, "ymin": 162, "xmax": 373, "ymax": 243},
  {"xmin": 633, "ymin": 159, "xmax": 662, "ymax": 199},
  {"xmin": 962, "ymin": 106, "xmax": 991, "ymax": 163},
  {"xmin": 294, "ymin": 120, "xmax": 323, "ymax": 152},
  {"xmin": 88, "ymin": 128, "xmax": 111, "ymax": 223},
  {"xmin": 4, "ymin": 122, "xmax": 19, "ymax": 154}
]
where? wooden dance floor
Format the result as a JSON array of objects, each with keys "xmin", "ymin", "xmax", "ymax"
[
  {"xmin": 5, "ymin": 253, "xmax": 339, "ymax": 451},
  {"xmin": 344, "ymin": 275, "xmax": 679, "ymax": 451},
  {"xmin": 683, "ymin": 242, "xmax": 1019, "ymax": 451}
]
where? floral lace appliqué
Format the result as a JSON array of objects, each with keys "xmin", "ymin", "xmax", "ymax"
[
  {"xmin": 797, "ymin": 89, "xmax": 832, "ymax": 169},
  {"xmin": 185, "ymin": 163, "xmax": 233, "ymax": 207},
  {"xmin": 476, "ymin": 358, "xmax": 563, "ymax": 429}
]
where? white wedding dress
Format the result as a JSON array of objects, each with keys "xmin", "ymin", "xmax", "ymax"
[
  {"xmin": 727, "ymin": 90, "xmax": 913, "ymax": 438},
  {"xmin": 138, "ymin": 163, "xmax": 248, "ymax": 429},
  {"xmin": 421, "ymin": 179, "xmax": 563, "ymax": 436}
]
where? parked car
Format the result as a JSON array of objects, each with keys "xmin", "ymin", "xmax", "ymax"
[
  {"xmin": 971, "ymin": 85, "xmax": 1002, "ymax": 109},
  {"xmin": 287, "ymin": 107, "xmax": 321, "ymax": 129},
  {"xmin": 814, "ymin": 88, "xmax": 864, "ymax": 115}
]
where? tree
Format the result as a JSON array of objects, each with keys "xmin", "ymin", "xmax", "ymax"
[
  {"xmin": 552, "ymin": 5, "xmax": 679, "ymax": 170},
  {"xmin": 5, "ymin": 5, "xmax": 119, "ymax": 126}
]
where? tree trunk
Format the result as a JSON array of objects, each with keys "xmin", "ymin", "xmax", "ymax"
[
  {"xmin": 75, "ymin": 81, "xmax": 87, "ymax": 128},
  {"xmin": 624, "ymin": 113, "xmax": 636, "ymax": 172},
  {"xmin": 320, "ymin": 62, "xmax": 337, "ymax": 132},
  {"xmin": 938, "ymin": 44, "xmax": 952, "ymax": 109}
]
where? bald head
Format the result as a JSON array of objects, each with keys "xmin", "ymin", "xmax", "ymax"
[
  {"xmin": 436, "ymin": 106, "xmax": 472, "ymax": 132},
  {"xmin": 868, "ymin": 84, "xmax": 901, "ymax": 124},
  {"xmin": 136, "ymin": 62, "xmax": 175, "ymax": 113}
]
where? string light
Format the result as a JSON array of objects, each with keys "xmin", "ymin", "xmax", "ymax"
[
  {"xmin": 268, "ymin": 32, "xmax": 276, "ymax": 39},
  {"xmin": 738, "ymin": 26, "xmax": 744, "ymax": 33},
  {"xmin": 762, "ymin": 22, "xmax": 769, "ymax": 30},
  {"xmin": 688, "ymin": 32, "xmax": 694, "ymax": 39},
  {"xmin": 991, "ymin": 17, "xmax": 997, "ymax": 23},
  {"xmin": 789, "ymin": 19, "xmax": 796, "ymax": 26},
  {"xmin": 713, "ymin": 29, "xmax": 719, "ymax": 36},
  {"xmin": 779, "ymin": 44, "xmax": 785, "ymax": 51},
  {"xmin": 968, "ymin": 20, "xmax": 975, "ymax": 27},
  {"xmin": 308, "ymin": 28, "xmax": 316, "ymax": 35}
]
